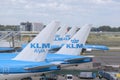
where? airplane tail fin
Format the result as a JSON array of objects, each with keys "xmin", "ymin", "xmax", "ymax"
[
  {"xmin": 13, "ymin": 21, "xmax": 60, "ymax": 62},
  {"xmin": 62, "ymin": 27, "xmax": 78, "ymax": 44},
  {"xmin": 65, "ymin": 27, "xmax": 77, "ymax": 37},
  {"xmin": 52, "ymin": 26, "xmax": 68, "ymax": 45},
  {"xmin": 55, "ymin": 24, "xmax": 92, "ymax": 55},
  {"xmin": 55, "ymin": 26, "xmax": 68, "ymax": 37}
]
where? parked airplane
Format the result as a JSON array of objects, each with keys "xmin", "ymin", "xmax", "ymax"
[
  {"xmin": 18, "ymin": 25, "xmax": 109, "ymax": 53},
  {"xmin": 0, "ymin": 47, "xmax": 15, "ymax": 52},
  {"xmin": 50, "ymin": 27, "xmax": 78, "ymax": 49},
  {"xmin": 0, "ymin": 24, "xmax": 93, "ymax": 60},
  {"xmin": 49, "ymin": 26, "xmax": 109, "ymax": 53},
  {"xmin": 0, "ymin": 21, "xmax": 61, "ymax": 80},
  {"xmin": 51, "ymin": 25, "xmax": 68, "ymax": 47},
  {"xmin": 0, "ymin": 24, "xmax": 93, "ymax": 62},
  {"xmin": 45, "ymin": 24, "xmax": 93, "ymax": 68},
  {"xmin": 17, "ymin": 25, "xmax": 69, "ymax": 52},
  {"xmin": 0, "ymin": 23, "xmax": 93, "ymax": 80}
]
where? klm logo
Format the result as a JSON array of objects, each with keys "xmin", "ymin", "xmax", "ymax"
[
  {"xmin": 30, "ymin": 43, "xmax": 50, "ymax": 48},
  {"xmin": 66, "ymin": 39, "xmax": 83, "ymax": 48},
  {"xmin": 64, "ymin": 35, "xmax": 70, "ymax": 40},
  {"xmin": 71, "ymin": 39, "xmax": 79, "ymax": 43},
  {"xmin": 66, "ymin": 44, "xmax": 83, "ymax": 48},
  {"xmin": 54, "ymin": 35, "xmax": 63, "ymax": 41},
  {"xmin": 54, "ymin": 35, "xmax": 71, "ymax": 41},
  {"xmin": 30, "ymin": 43, "xmax": 50, "ymax": 54}
]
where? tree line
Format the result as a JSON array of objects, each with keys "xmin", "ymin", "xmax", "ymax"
[
  {"xmin": 0, "ymin": 25, "xmax": 19, "ymax": 31},
  {"xmin": 91, "ymin": 26, "xmax": 120, "ymax": 32},
  {"xmin": 0, "ymin": 24, "xmax": 120, "ymax": 32}
]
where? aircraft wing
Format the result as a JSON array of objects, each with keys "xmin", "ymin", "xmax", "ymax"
[
  {"xmin": 83, "ymin": 44, "xmax": 109, "ymax": 50},
  {"xmin": 24, "ymin": 57, "xmax": 92, "ymax": 70},
  {"xmin": 51, "ymin": 57, "xmax": 92, "ymax": 65},
  {"xmin": 64, "ymin": 57, "xmax": 92, "ymax": 63},
  {"xmin": 24, "ymin": 64, "xmax": 58, "ymax": 70},
  {"xmin": 65, "ymin": 57, "xmax": 89, "ymax": 62},
  {"xmin": 51, "ymin": 57, "xmax": 92, "ymax": 69}
]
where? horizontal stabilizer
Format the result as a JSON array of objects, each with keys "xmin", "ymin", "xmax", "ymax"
[
  {"xmin": 84, "ymin": 44, "xmax": 109, "ymax": 50},
  {"xmin": 65, "ymin": 57, "xmax": 92, "ymax": 63},
  {"xmin": 24, "ymin": 64, "xmax": 55, "ymax": 70},
  {"xmin": 65, "ymin": 57, "xmax": 88, "ymax": 62}
]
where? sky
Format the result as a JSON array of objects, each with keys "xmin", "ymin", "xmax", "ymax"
[{"xmin": 0, "ymin": 0, "xmax": 120, "ymax": 27}]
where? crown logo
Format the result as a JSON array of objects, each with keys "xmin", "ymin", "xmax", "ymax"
[
  {"xmin": 71, "ymin": 39, "xmax": 79, "ymax": 43},
  {"xmin": 55, "ymin": 35, "xmax": 60, "ymax": 37},
  {"xmin": 65, "ymin": 35, "xmax": 70, "ymax": 37}
]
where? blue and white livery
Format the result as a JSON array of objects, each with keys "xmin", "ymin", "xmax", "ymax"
[{"xmin": 0, "ymin": 22, "xmax": 93, "ymax": 80}]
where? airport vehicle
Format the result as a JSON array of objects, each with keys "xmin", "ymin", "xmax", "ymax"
[
  {"xmin": 0, "ymin": 21, "xmax": 93, "ymax": 80},
  {"xmin": 79, "ymin": 72, "xmax": 96, "ymax": 79},
  {"xmin": 99, "ymin": 71, "xmax": 118, "ymax": 80},
  {"xmin": 116, "ymin": 73, "xmax": 120, "ymax": 78},
  {"xmin": 65, "ymin": 74, "xmax": 73, "ymax": 80}
]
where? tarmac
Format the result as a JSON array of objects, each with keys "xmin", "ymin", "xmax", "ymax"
[
  {"xmin": 56, "ymin": 50, "xmax": 120, "ymax": 80},
  {"xmin": 25, "ymin": 50, "xmax": 120, "ymax": 80},
  {"xmin": 57, "ymin": 76, "xmax": 106, "ymax": 80},
  {"xmin": 1, "ymin": 48, "xmax": 119, "ymax": 80},
  {"xmin": 92, "ymin": 51, "xmax": 120, "ymax": 65}
]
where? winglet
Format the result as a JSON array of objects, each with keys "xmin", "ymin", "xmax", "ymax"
[
  {"xmin": 56, "ymin": 24, "xmax": 92, "ymax": 55},
  {"xmin": 13, "ymin": 21, "xmax": 60, "ymax": 62}
]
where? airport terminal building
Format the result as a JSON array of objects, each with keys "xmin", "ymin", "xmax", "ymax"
[{"xmin": 20, "ymin": 22, "xmax": 45, "ymax": 31}]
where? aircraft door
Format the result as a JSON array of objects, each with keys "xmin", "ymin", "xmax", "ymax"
[{"xmin": 3, "ymin": 66, "xmax": 9, "ymax": 74}]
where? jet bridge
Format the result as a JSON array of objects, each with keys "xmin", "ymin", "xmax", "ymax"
[{"xmin": 0, "ymin": 31, "xmax": 20, "ymax": 52}]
